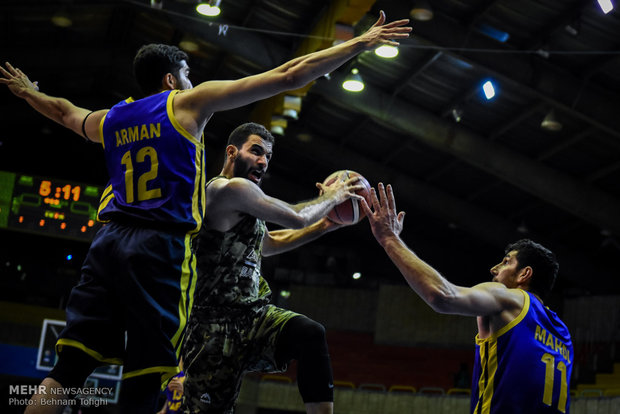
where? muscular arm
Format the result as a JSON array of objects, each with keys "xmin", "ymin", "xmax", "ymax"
[
  {"xmin": 262, "ymin": 217, "xmax": 341, "ymax": 257},
  {"xmin": 175, "ymin": 12, "xmax": 410, "ymax": 123},
  {"xmin": 380, "ymin": 236, "xmax": 520, "ymax": 316},
  {"xmin": 0, "ymin": 62, "xmax": 104, "ymax": 142},
  {"xmin": 362, "ymin": 183, "xmax": 523, "ymax": 317},
  {"xmin": 209, "ymin": 177, "xmax": 357, "ymax": 231},
  {"xmin": 21, "ymin": 94, "xmax": 105, "ymax": 142}
]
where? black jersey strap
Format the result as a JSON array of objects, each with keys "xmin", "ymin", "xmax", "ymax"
[{"xmin": 81, "ymin": 111, "xmax": 95, "ymax": 141}]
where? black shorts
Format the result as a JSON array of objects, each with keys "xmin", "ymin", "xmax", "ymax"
[{"xmin": 56, "ymin": 221, "xmax": 198, "ymax": 383}]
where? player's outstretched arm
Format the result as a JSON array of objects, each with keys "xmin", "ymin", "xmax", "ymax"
[
  {"xmin": 263, "ymin": 170, "xmax": 370, "ymax": 256},
  {"xmin": 177, "ymin": 11, "xmax": 411, "ymax": 118},
  {"xmin": 0, "ymin": 62, "xmax": 104, "ymax": 142},
  {"xmin": 211, "ymin": 172, "xmax": 362, "ymax": 232},
  {"xmin": 361, "ymin": 183, "xmax": 521, "ymax": 316}
]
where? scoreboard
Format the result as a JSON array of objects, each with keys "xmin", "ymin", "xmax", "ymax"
[{"xmin": 0, "ymin": 170, "xmax": 104, "ymax": 241}]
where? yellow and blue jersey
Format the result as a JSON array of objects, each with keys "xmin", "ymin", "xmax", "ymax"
[
  {"xmin": 164, "ymin": 371, "xmax": 185, "ymax": 413},
  {"xmin": 472, "ymin": 290, "xmax": 573, "ymax": 414},
  {"xmin": 97, "ymin": 90, "xmax": 205, "ymax": 232}
]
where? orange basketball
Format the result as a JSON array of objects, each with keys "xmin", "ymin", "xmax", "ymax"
[{"xmin": 322, "ymin": 170, "xmax": 372, "ymax": 225}]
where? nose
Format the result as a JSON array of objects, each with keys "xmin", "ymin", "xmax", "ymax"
[
  {"xmin": 490, "ymin": 263, "xmax": 499, "ymax": 276},
  {"xmin": 257, "ymin": 154, "xmax": 268, "ymax": 168}
]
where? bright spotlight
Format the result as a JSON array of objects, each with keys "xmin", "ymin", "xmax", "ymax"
[
  {"xmin": 375, "ymin": 45, "xmax": 399, "ymax": 58},
  {"xmin": 482, "ymin": 80, "xmax": 496, "ymax": 100}
]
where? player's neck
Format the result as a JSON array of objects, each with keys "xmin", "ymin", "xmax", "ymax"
[{"xmin": 219, "ymin": 165, "xmax": 234, "ymax": 179}]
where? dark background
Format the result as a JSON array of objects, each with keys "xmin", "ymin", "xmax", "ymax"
[{"xmin": 1, "ymin": 0, "xmax": 619, "ymax": 306}]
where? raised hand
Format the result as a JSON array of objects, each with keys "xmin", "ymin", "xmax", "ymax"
[
  {"xmin": 0, "ymin": 62, "xmax": 39, "ymax": 97},
  {"xmin": 360, "ymin": 183, "xmax": 405, "ymax": 245},
  {"xmin": 316, "ymin": 171, "xmax": 364, "ymax": 205},
  {"xmin": 358, "ymin": 10, "xmax": 412, "ymax": 50}
]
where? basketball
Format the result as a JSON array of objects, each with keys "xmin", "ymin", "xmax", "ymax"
[{"xmin": 322, "ymin": 170, "xmax": 372, "ymax": 225}]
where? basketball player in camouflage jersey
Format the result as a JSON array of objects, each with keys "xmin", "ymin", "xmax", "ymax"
[{"xmin": 182, "ymin": 123, "xmax": 361, "ymax": 414}]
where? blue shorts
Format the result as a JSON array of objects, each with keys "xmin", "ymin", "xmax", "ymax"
[{"xmin": 56, "ymin": 221, "xmax": 198, "ymax": 383}]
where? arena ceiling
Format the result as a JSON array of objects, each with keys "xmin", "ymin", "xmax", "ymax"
[{"xmin": 1, "ymin": 0, "xmax": 620, "ymax": 299}]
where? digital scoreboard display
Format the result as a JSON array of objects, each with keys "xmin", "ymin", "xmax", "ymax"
[{"xmin": 0, "ymin": 170, "xmax": 104, "ymax": 241}]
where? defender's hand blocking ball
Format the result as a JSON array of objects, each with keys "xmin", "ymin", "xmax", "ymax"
[{"xmin": 322, "ymin": 170, "xmax": 372, "ymax": 225}]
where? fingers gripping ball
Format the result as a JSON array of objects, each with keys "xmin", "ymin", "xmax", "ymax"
[{"xmin": 323, "ymin": 170, "xmax": 372, "ymax": 225}]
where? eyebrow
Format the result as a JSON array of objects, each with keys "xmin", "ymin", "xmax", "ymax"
[{"xmin": 251, "ymin": 143, "xmax": 272, "ymax": 153}]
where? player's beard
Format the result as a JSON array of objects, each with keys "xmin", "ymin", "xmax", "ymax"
[{"xmin": 233, "ymin": 155, "xmax": 262, "ymax": 186}]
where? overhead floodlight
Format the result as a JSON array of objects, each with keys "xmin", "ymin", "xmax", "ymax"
[
  {"xmin": 270, "ymin": 116, "xmax": 287, "ymax": 135},
  {"xmin": 541, "ymin": 109, "xmax": 562, "ymax": 131},
  {"xmin": 197, "ymin": 0, "xmax": 221, "ymax": 16},
  {"xmin": 342, "ymin": 68, "xmax": 364, "ymax": 92},
  {"xmin": 179, "ymin": 39, "xmax": 199, "ymax": 52},
  {"xmin": 482, "ymin": 80, "xmax": 496, "ymax": 100},
  {"xmin": 597, "ymin": 0, "xmax": 614, "ymax": 14},
  {"xmin": 282, "ymin": 109, "xmax": 298, "ymax": 120},
  {"xmin": 564, "ymin": 17, "xmax": 581, "ymax": 36},
  {"xmin": 282, "ymin": 95, "xmax": 302, "ymax": 119},
  {"xmin": 410, "ymin": 0, "xmax": 433, "ymax": 21},
  {"xmin": 270, "ymin": 125, "xmax": 285, "ymax": 135},
  {"xmin": 51, "ymin": 11, "xmax": 72, "ymax": 28},
  {"xmin": 451, "ymin": 108, "xmax": 463, "ymax": 123},
  {"xmin": 352, "ymin": 272, "xmax": 362, "ymax": 280},
  {"xmin": 375, "ymin": 45, "xmax": 399, "ymax": 58}
]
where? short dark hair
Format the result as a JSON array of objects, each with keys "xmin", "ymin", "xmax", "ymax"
[
  {"xmin": 505, "ymin": 239, "xmax": 559, "ymax": 300},
  {"xmin": 133, "ymin": 44, "xmax": 188, "ymax": 96},
  {"xmin": 227, "ymin": 122, "xmax": 275, "ymax": 148}
]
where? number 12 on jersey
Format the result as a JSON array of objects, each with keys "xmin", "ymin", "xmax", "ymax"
[{"xmin": 120, "ymin": 146, "xmax": 162, "ymax": 203}]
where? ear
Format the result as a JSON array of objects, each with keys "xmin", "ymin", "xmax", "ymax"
[
  {"xmin": 162, "ymin": 73, "xmax": 176, "ymax": 90},
  {"xmin": 517, "ymin": 266, "xmax": 533, "ymax": 285},
  {"xmin": 226, "ymin": 144, "xmax": 238, "ymax": 160}
]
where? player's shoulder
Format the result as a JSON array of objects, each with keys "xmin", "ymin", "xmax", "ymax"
[
  {"xmin": 213, "ymin": 177, "xmax": 255, "ymax": 193},
  {"xmin": 207, "ymin": 177, "xmax": 259, "ymax": 208},
  {"xmin": 475, "ymin": 282, "xmax": 524, "ymax": 303},
  {"xmin": 472, "ymin": 281, "xmax": 509, "ymax": 292}
]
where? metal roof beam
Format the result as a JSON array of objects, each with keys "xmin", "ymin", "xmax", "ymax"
[
  {"xmin": 411, "ymin": 13, "xmax": 620, "ymax": 141},
  {"xmin": 281, "ymin": 123, "xmax": 615, "ymax": 293},
  {"xmin": 313, "ymin": 75, "xmax": 620, "ymax": 236}
]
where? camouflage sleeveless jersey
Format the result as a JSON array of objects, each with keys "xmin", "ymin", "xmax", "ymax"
[
  {"xmin": 182, "ymin": 180, "xmax": 300, "ymax": 413},
  {"xmin": 191, "ymin": 211, "xmax": 272, "ymax": 319}
]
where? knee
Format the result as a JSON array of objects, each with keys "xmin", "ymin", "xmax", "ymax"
[
  {"xmin": 293, "ymin": 319, "xmax": 328, "ymax": 358},
  {"xmin": 48, "ymin": 347, "xmax": 100, "ymax": 389},
  {"xmin": 302, "ymin": 320, "xmax": 326, "ymax": 344}
]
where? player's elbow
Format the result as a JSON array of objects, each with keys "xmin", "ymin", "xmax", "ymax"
[
  {"xmin": 426, "ymin": 289, "xmax": 458, "ymax": 314},
  {"xmin": 284, "ymin": 210, "xmax": 318, "ymax": 229},
  {"xmin": 285, "ymin": 213, "xmax": 308, "ymax": 229}
]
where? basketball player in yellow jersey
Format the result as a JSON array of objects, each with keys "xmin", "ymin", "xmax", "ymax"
[
  {"xmin": 362, "ymin": 184, "xmax": 573, "ymax": 414},
  {"xmin": 0, "ymin": 12, "xmax": 410, "ymax": 414},
  {"xmin": 1, "ymin": 11, "xmax": 409, "ymax": 146}
]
